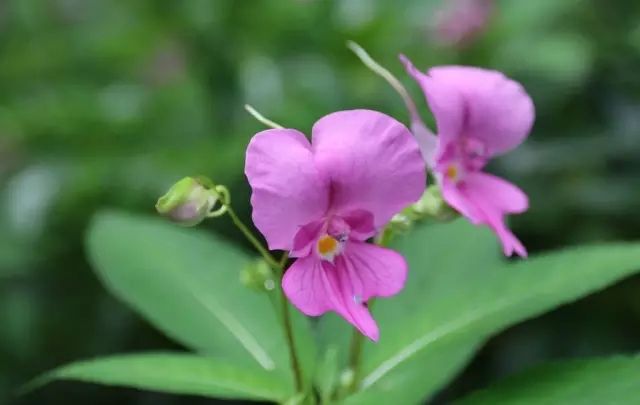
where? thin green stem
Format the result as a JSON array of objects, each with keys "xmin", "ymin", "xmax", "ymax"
[
  {"xmin": 223, "ymin": 205, "xmax": 303, "ymax": 396},
  {"xmin": 226, "ymin": 206, "xmax": 280, "ymax": 269},
  {"xmin": 279, "ymin": 251, "xmax": 290, "ymax": 272},
  {"xmin": 278, "ymin": 252, "xmax": 304, "ymax": 393},
  {"xmin": 244, "ymin": 104, "xmax": 284, "ymax": 129},
  {"xmin": 346, "ymin": 41, "xmax": 420, "ymax": 123},
  {"xmin": 346, "ymin": 298, "xmax": 376, "ymax": 394}
]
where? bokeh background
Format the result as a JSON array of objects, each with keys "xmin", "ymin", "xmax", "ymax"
[{"xmin": 2, "ymin": 0, "xmax": 640, "ymax": 404}]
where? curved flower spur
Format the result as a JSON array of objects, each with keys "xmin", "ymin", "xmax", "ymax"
[{"xmin": 244, "ymin": 110, "xmax": 426, "ymax": 341}]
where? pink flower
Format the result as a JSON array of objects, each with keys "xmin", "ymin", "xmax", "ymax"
[
  {"xmin": 245, "ymin": 110, "xmax": 426, "ymax": 341},
  {"xmin": 400, "ymin": 56, "xmax": 534, "ymax": 257}
]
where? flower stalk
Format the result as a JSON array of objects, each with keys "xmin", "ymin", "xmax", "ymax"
[
  {"xmin": 244, "ymin": 104, "xmax": 284, "ymax": 129},
  {"xmin": 219, "ymin": 191, "xmax": 304, "ymax": 394}
]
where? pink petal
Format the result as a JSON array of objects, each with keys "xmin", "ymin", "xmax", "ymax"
[
  {"xmin": 282, "ymin": 256, "xmax": 335, "ymax": 316},
  {"xmin": 411, "ymin": 119, "xmax": 439, "ymax": 169},
  {"xmin": 245, "ymin": 129, "xmax": 329, "ymax": 251},
  {"xmin": 339, "ymin": 210, "xmax": 376, "ymax": 241},
  {"xmin": 291, "ymin": 220, "xmax": 324, "ymax": 258},
  {"xmin": 339, "ymin": 241, "xmax": 408, "ymax": 301},
  {"xmin": 441, "ymin": 181, "xmax": 484, "ymax": 225},
  {"xmin": 493, "ymin": 223, "xmax": 528, "ymax": 257},
  {"xmin": 427, "ymin": 66, "xmax": 535, "ymax": 156},
  {"xmin": 441, "ymin": 176, "xmax": 528, "ymax": 257},
  {"xmin": 310, "ymin": 110, "xmax": 426, "ymax": 227},
  {"xmin": 400, "ymin": 55, "xmax": 465, "ymax": 146},
  {"xmin": 282, "ymin": 254, "xmax": 380, "ymax": 340},
  {"xmin": 464, "ymin": 172, "xmax": 528, "ymax": 214}
]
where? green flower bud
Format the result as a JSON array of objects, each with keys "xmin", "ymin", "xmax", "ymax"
[
  {"xmin": 412, "ymin": 185, "xmax": 459, "ymax": 222},
  {"xmin": 388, "ymin": 209, "xmax": 414, "ymax": 234},
  {"xmin": 240, "ymin": 259, "xmax": 277, "ymax": 292},
  {"xmin": 155, "ymin": 177, "xmax": 221, "ymax": 227},
  {"xmin": 338, "ymin": 369, "xmax": 355, "ymax": 390}
]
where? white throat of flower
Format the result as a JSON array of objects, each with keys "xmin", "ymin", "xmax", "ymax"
[{"xmin": 316, "ymin": 232, "xmax": 347, "ymax": 262}]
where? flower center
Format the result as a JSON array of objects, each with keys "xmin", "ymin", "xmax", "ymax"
[
  {"xmin": 316, "ymin": 233, "xmax": 345, "ymax": 262},
  {"xmin": 445, "ymin": 165, "xmax": 458, "ymax": 179},
  {"xmin": 317, "ymin": 235, "xmax": 339, "ymax": 255},
  {"xmin": 444, "ymin": 162, "xmax": 464, "ymax": 183}
]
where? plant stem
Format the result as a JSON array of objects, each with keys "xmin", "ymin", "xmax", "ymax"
[
  {"xmin": 244, "ymin": 104, "xmax": 284, "ymax": 129},
  {"xmin": 226, "ymin": 206, "xmax": 280, "ymax": 269},
  {"xmin": 278, "ymin": 253, "xmax": 304, "ymax": 393},
  {"xmin": 346, "ymin": 298, "xmax": 375, "ymax": 393},
  {"xmin": 224, "ymin": 208, "xmax": 303, "ymax": 395}
]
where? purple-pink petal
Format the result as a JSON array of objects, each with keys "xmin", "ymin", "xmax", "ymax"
[
  {"xmin": 282, "ymin": 241, "xmax": 407, "ymax": 341},
  {"xmin": 245, "ymin": 129, "xmax": 329, "ymax": 251},
  {"xmin": 427, "ymin": 66, "xmax": 534, "ymax": 156},
  {"xmin": 400, "ymin": 55, "xmax": 466, "ymax": 147},
  {"xmin": 282, "ymin": 256, "xmax": 335, "ymax": 316},
  {"xmin": 464, "ymin": 172, "xmax": 528, "ymax": 214},
  {"xmin": 282, "ymin": 255, "xmax": 380, "ymax": 341},
  {"xmin": 339, "ymin": 242, "xmax": 408, "ymax": 301},
  {"xmin": 441, "ymin": 175, "xmax": 528, "ymax": 257},
  {"xmin": 310, "ymin": 109, "xmax": 426, "ymax": 228},
  {"xmin": 338, "ymin": 210, "xmax": 377, "ymax": 241},
  {"xmin": 410, "ymin": 119, "xmax": 439, "ymax": 169}
]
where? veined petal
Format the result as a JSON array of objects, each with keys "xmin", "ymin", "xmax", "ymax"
[
  {"xmin": 311, "ymin": 110, "xmax": 426, "ymax": 228},
  {"xmin": 427, "ymin": 66, "xmax": 534, "ymax": 156},
  {"xmin": 282, "ymin": 255, "xmax": 380, "ymax": 341},
  {"xmin": 245, "ymin": 129, "xmax": 329, "ymax": 251},
  {"xmin": 282, "ymin": 256, "xmax": 335, "ymax": 316},
  {"xmin": 339, "ymin": 241, "xmax": 408, "ymax": 301},
  {"xmin": 400, "ymin": 55, "xmax": 465, "ymax": 146}
]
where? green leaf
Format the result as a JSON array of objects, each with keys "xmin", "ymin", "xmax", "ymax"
[
  {"xmin": 340, "ymin": 221, "xmax": 640, "ymax": 405},
  {"xmin": 85, "ymin": 210, "xmax": 316, "ymax": 383},
  {"xmin": 23, "ymin": 353, "xmax": 291, "ymax": 402},
  {"xmin": 453, "ymin": 355, "xmax": 640, "ymax": 405}
]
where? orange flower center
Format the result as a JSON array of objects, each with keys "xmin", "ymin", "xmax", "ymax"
[
  {"xmin": 445, "ymin": 165, "xmax": 458, "ymax": 180},
  {"xmin": 317, "ymin": 235, "xmax": 339, "ymax": 256}
]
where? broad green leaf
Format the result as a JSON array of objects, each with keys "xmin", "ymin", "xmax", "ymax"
[
  {"xmin": 86, "ymin": 210, "xmax": 316, "ymax": 384},
  {"xmin": 454, "ymin": 355, "xmax": 640, "ymax": 405},
  {"xmin": 317, "ymin": 220, "xmax": 501, "ymax": 368},
  {"xmin": 343, "ymin": 241, "xmax": 640, "ymax": 405},
  {"xmin": 24, "ymin": 353, "xmax": 291, "ymax": 402}
]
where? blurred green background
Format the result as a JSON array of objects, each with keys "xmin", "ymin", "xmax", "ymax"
[{"xmin": 2, "ymin": 0, "xmax": 640, "ymax": 404}]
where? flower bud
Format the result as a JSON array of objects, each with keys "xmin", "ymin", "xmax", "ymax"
[
  {"xmin": 240, "ymin": 259, "xmax": 277, "ymax": 292},
  {"xmin": 388, "ymin": 209, "xmax": 415, "ymax": 234},
  {"xmin": 413, "ymin": 185, "xmax": 459, "ymax": 222},
  {"xmin": 155, "ymin": 177, "xmax": 220, "ymax": 227}
]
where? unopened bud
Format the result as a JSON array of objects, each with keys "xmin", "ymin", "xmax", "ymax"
[
  {"xmin": 240, "ymin": 259, "xmax": 277, "ymax": 292},
  {"xmin": 413, "ymin": 185, "xmax": 459, "ymax": 222},
  {"xmin": 155, "ymin": 177, "xmax": 224, "ymax": 227},
  {"xmin": 388, "ymin": 208, "xmax": 415, "ymax": 234},
  {"xmin": 339, "ymin": 369, "xmax": 355, "ymax": 389}
]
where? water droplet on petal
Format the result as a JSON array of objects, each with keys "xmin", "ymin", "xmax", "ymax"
[{"xmin": 353, "ymin": 295, "xmax": 362, "ymax": 305}]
